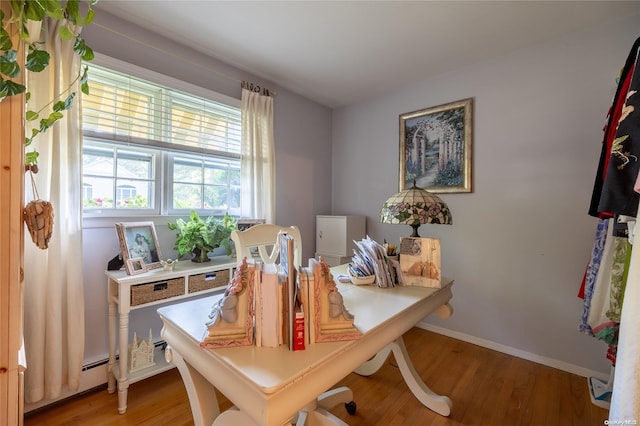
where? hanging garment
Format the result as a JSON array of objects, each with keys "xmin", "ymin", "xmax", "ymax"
[
  {"xmin": 579, "ymin": 218, "xmax": 610, "ymax": 335},
  {"xmin": 586, "ymin": 219, "xmax": 619, "ymax": 344},
  {"xmin": 596, "ymin": 37, "xmax": 640, "ymax": 217}
]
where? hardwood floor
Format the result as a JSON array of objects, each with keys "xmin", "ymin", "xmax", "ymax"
[{"xmin": 24, "ymin": 328, "xmax": 609, "ymax": 425}]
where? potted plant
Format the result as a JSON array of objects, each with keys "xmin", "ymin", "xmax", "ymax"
[{"xmin": 168, "ymin": 211, "xmax": 237, "ymax": 263}]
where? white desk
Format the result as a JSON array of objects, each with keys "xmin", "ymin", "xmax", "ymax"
[{"xmin": 158, "ymin": 272, "xmax": 454, "ymax": 426}]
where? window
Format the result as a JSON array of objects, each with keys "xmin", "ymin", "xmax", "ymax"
[{"xmin": 81, "ymin": 60, "xmax": 241, "ymax": 217}]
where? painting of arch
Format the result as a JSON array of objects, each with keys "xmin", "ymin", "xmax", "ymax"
[{"xmin": 399, "ymin": 98, "xmax": 473, "ymax": 193}]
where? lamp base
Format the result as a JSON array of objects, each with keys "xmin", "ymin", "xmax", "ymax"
[{"xmin": 410, "ymin": 224, "xmax": 421, "ymax": 238}]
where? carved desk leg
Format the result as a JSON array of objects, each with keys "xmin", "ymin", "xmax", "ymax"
[
  {"xmin": 391, "ymin": 336, "xmax": 452, "ymax": 416},
  {"xmin": 165, "ymin": 345, "xmax": 221, "ymax": 426},
  {"xmin": 353, "ymin": 345, "xmax": 393, "ymax": 376}
]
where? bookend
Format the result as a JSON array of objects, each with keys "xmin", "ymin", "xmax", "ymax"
[
  {"xmin": 200, "ymin": 257, "xmax": 255, "ymax": 348},
  {"xmin": 299, "ymin": 256, "xmax": 361, "ymax": 343}
]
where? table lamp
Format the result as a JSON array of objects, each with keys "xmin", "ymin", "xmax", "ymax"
[{"xmin": 379, "ymin": 180, "xmax": 452, "ymax": 237}]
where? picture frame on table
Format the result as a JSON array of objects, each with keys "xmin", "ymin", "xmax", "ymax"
[
  {"xmin": 126, "ymin": 257, "xmax": 147, "ymax": 275},
  {"xmin": 115, "ymin": 221, "xmax": 162, "ymax": 274},
  {"xmin": 399, "ymin": 97, "xmax": 473, "ymax": 193}
]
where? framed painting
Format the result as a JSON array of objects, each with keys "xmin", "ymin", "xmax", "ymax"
[
  {"xmin": 399, "ymin": 98, "xmax": 473, "ymax": 193},
  {"xmin": 115, "ymin": 222, "xmax": 162, "ymax": 274}
]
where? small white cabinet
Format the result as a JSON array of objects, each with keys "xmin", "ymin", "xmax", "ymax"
[{"xmin": 315, "ymin": 215, "xmax": 366, "ymax": 266}]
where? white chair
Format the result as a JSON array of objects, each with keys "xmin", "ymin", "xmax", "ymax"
[
  {"xmin": 231, "ymin": 224, "xmax": 303, "ymax": 268},
  {"xmin": 230, "ymin": 223, "xmax": 356, "ymax": 425}
]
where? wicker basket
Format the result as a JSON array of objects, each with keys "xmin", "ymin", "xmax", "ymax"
[
  {"xmin": 130, "ymin": 278, "xmax": 185, "ymax": 306},
  {"xmin": 188, "ymin": 269, "xmax": 230, "ymax": 294}
]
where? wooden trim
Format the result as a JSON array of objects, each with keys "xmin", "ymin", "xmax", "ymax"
[{"xmin": 0, "ymin": 1, "xmax": 26, "ymax": 424}]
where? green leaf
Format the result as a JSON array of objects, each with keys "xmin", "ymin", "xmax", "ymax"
[
  {"xmin": 42, "ymin": 111, "xmax": 63, "ymax": 128},
  {"xmin": 0, "ymin": 50, "xmax": 21, "ymax": 78},
  {"xmin": 73, "ymin": 36, "xmax": 94, "ymax": 61},
  {"xmin": 84, "ymin": 8, "xmax": 96, "ymax": 26},
  {"xmin": 25, "ymin": 151, "xmax": 39, "ymax": 165},
  {"xmin": 80, "ymin": 66, "xmax": 89, "ymax": 95},
  {"xmin": 0, "ymin": 79, "xmax": 26, "ymax": 97},
  {"xmin": 58, "ymin": 25, "xmax": 74, "ymax": 41},
  {"xmin": 53, "ymin": 92, "xmax": 76, "ymax": 112},
  {"xmin": 25, "ymin": 48, "xmax": 50, "ymax": 72},
  {"xmin": 9, "ymin": 1, "xmax": 23, "ymax": 19},
  {"xmin": 0, "ymin": 23, "xmax": 13, "ymax": 51},
  {"xmin": 65, "ymin": 0, "xmax": 81, "ymax": 25},
  {"xmin": 23, "ymin": 1, "xmax": 47, "ymax": 21},
  {"xmin": 42, "ymin": 0, "xmax": 65, "ymax": 20},
  {"xmin": 25, "ymin": 110, "xmax": 39, "ymax": 121}
]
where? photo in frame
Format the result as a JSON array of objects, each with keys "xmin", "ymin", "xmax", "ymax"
[
  {"xmin": 115, "ymin": 222, "xmax": 162, "ymax": 274},
  {"xmin": 399, "ymin": 98, "xmax": 473, "ymax": 193},
  {"xmin": 126, "ymin": 257, "xmax": 147, "ymax": 275}
]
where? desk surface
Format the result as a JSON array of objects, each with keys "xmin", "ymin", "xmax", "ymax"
[{"xmin": 158, "ymin": 273, "xmax": 453, "ymax": 425}]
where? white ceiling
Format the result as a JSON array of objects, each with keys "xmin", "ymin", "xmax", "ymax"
[{"xmin": 95, "ymin": 1, "xmax": 639, "ymax": 108}]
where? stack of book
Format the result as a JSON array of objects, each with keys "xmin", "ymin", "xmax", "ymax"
[{"xmin": 253, "ymin": 232, "xmax": 305, "ymax": 350}]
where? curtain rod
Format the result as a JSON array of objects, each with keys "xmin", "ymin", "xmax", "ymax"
[{"xmin": 241, "ymin": 80, "xmax": 276, "ymax": 97}]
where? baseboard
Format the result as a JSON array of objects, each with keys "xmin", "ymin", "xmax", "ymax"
[{"xmin": 417, "ymin": 321, "xmax": 610, "ymax": 382}]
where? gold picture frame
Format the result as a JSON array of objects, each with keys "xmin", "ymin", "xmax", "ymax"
[
  {"xmin": 115, "ymin": 222, "xmax": 162, "ymax": 274},
  {"xmin": 399, "ymin": 98, "xmax": 473, "ymax": 193}
]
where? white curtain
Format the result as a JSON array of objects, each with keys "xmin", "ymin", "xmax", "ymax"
[
  {"xmin": 240, "ymin": 88, "xmax": 275, "ymax": 224},
  {"xmin": 23, "ymin": 18, "xmax": 85, "ymax": 403}
]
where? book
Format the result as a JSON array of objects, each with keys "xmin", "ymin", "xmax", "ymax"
[
  {"xmin": 259, "ymin": 262, "xmax": 280, "ymax": 348},
  {"xmin": 278, "ymin": 231, "xmax": 299, "ymax": 350}
]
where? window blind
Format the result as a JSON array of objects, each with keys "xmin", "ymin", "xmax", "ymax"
[{"xmin": 82, "ymin": 64, "xmax": 241, "ymax": 158}]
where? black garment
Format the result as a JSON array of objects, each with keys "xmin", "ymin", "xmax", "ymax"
[{"xmin": 591, "ymin": 37, "xmax": 640, "ymax": 217}]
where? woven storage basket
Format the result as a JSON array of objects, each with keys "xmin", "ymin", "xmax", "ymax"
[
  {"xmin": 188, "ymin": 269, "xmax": 230, "ymax": 294},
  {"xmin": 130, "ymin": 278, "xmax": 184, "ymax": 306}
]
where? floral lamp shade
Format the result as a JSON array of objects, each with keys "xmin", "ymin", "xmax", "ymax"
[{"xmin": 380, "ymin": 180, "xmax": 452, "ymax": 237}]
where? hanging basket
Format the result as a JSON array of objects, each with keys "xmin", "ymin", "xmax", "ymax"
[{"xmin": 23, "ymin": 170, "xmax": 54, "ymax": 250}]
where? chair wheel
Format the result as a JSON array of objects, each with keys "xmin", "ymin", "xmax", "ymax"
[{"xmin": 345, "ymin": 400, "xmax": 357, "ymax": 415}]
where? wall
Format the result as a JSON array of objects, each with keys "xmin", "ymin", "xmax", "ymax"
[
  {"xmin": 331, "ymin": 14, "xmax": 640, "ymax": 377},
  {"xmin": 79, "ymin": 11, "xmax": 332, "ymax": 365}
]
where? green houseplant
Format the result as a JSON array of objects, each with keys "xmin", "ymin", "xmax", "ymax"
[
  {"xmin": 168, "ymin": 211, "xmax": 237, "ymax": 263},
  {"xmin": 0, "ymin": 0, "xmax": 96, "ymax": 165}
]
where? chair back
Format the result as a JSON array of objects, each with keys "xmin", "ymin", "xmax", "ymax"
[{"xmin": 231, "ymin": 224, "xmax": 302, "ymax": 267}]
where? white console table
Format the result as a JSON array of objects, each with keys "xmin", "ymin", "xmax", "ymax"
[{"xmin": 105, "ymin": 256, "xmax": 236, "ymax": 414}]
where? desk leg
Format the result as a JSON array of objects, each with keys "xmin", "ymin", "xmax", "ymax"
[
  {"xmin": 390, "ymin": 336, "xmax": 452, "ymax": 417},
  {"xmin": 353, "ymin": 345, "xmax": 392, "ymax": 376},
  {"xmin": 117, "ymin": 312, "xmax": 129, "ymax": 414},
  {"xmin": 165, "ymin": 345, "xmax": 221, "ymax": 426},
  {"xmin": 107, "ymin": 280, "xmax": 116, "ymax": 394}
]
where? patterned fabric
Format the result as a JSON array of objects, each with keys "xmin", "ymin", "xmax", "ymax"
[
  {"xmin": 606, "ymin": 236, "xmax": 631, "ymax": 323},
  {"xmin": 586, "ymin": 220, "xmax": 618, "ymax": 343},
  {"xmin": 579, "ymin": 218, "xmax": 610, "ymax": 335}
]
